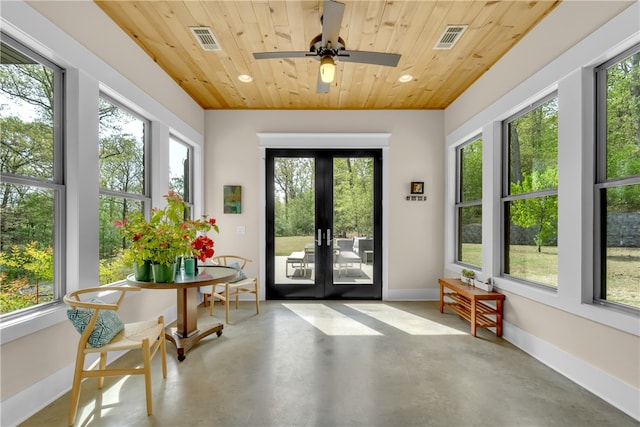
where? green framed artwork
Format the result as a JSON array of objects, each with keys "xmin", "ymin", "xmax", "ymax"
[{"xmin": 223, "ymin": 185, "xmax": 242, "ymax": 214}]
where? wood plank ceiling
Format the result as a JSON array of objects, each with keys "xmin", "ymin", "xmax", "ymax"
[{"xmin": 95, "ymin": 0, "xmax": 560, "ymax": 110}]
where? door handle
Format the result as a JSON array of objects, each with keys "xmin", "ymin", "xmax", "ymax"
[
  {"xmin": 326, "ymin": 229, "xmax": 332, "ymax": 247},
  {"xmin": 316, "ymin": 229, "xmax": 322, "ymax": 246}
]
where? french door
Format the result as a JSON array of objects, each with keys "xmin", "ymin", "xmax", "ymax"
[{"xmin": 266, "ymin": 149, "xmax": 382, "ymax": 299}]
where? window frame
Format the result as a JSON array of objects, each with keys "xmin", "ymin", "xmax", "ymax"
[
  {"xmin": 0, "ymin": 32, "xmax": 66, "ymax": 321},
  {"xmin": 169, "ymin": 134, "xmax": 194, "ymax": 216},
  {"xmin": 455, "ymin": 134, "xmax": 483, "ymax": 269},
  {"xmin": 501, "ymin": 91, "xmax": 559, "ymax": 288},
  {"xmin": 593, "ymin": 43, "xmax": 640, "ymax": 314},
  {"xmin": 98, "ymin": 93, "xmax": 151, "ymax": 284}
]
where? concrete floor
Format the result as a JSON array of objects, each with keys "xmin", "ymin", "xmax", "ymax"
[{"xmin": 21, "ymin": 301, "xmax": 637, "ymax": 427}]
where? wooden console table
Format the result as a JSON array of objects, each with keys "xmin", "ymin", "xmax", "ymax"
[
  {"xmin": 439, "ymin": 277, "xmax": 505, "ymax": 337},
  {"xmin": 128, "ymin": 266, "xmax": 237, "ymax": 361}
]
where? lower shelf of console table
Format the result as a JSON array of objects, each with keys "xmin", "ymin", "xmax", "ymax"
[{"xmin": 438, "ymin": 277, "xmax": 505, "ymax": 337}]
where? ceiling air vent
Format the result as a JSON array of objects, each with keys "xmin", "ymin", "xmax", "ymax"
[
  {"xmin": 434, "ymin": 25, "xmax": 468, "ymax": 50},
  {"xmin": 190, "ymin": 27, "xmax": 221, "ymax": 52}
]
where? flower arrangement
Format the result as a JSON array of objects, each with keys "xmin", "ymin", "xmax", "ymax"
[{"xmin": 115, "ymin": 192, "xmax": 219, "ymax": 275}]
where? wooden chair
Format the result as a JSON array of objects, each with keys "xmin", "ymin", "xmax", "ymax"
[
  {"xmin": 64, "ymin": 287, "xmax": 167, "ymax": 426},
  {"xmin": 199, "ymin": 255, "xmax": 259, "ymax": 324}
]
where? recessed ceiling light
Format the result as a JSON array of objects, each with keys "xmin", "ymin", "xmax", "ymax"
[
  {"xmin": 238, "ymin": 74, "xmax": 253, "ymax": 83},
  {"xmin": 398, "ymin": 74, "xmax": 413, "ymax": 83}
]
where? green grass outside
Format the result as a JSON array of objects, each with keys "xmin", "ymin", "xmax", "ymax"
[
  {"xmin": 275, "ymin": 235, "xmax": 315, "ymax": 256},
  {"xmin": 275, "ymin": 237, "xmax": 638, "ymax": 308},
  {"xmin": 460, "ymin": 243, "xmax": 639, "ymax": 308}
]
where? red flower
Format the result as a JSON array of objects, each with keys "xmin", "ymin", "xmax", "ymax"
[{"xmin": 191, "ymin": 235, "xmax": 215, "ymax": 262}]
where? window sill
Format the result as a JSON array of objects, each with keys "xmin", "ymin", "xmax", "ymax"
[
  {"xmin": 0, "ymin": 302, "xmax": 68, "ymax": 345},
  {"xmin": 0, "ymin": 284, "xmax": 131, "ymax": 345},
  {"xmin": 493, "ymin": 276, "xmax": 640, "ymax": 336}
]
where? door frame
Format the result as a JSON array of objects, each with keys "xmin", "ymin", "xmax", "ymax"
[{"xmin": 258, "ymin": 133, "xmax": 390, "ymax": 300}]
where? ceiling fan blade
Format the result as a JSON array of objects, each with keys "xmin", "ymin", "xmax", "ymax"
[
  {"xmin": 337, "ymin": 50, "xmax": 401, "ymax": 67},
  {"xmin": 253, "ymin": 51, "xmax": 311, "ymax": 60},
  {"xmin": 321, "ymin": 0, "xmax": 345, "ymax": 48},
  {"xmin": 316, "ymin": 71, "xmax": 330, "ymax": 94}
]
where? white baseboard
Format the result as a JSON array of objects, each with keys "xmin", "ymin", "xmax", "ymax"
[
  {"xmin": 385, "ymin": 288, "xmax": 440, "ymax": 301},
  {"xmin": 1, "ymin": 361, "xmax": 74, "ymax": 427},
  {"xmin": 503, "ymin": 320, "xmax": 640, "ymax": 421}
]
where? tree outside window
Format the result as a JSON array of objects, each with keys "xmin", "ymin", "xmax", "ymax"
[
  {"xmin": 169, "ymin": 136, "xmax": 193, "ymax": 218},
  {"xmin": 503, "ymin": 95, "xmax": 558, "ymax": 287},
  {"xmin": 456, "ymin": 136, "xmax": 482, "ymax": 268},
  {"xmin": 595, "ymin": 44, "xmax": 640, "ymax": 310},
  {"xmin": 0, "ymin": 34, "xmax": 64, "ymax": 315},
  {"xmin": 98, "ymin": 96, "xmax": 149, "ymax": 285}
]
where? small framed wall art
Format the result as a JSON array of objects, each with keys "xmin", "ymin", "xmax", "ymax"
[
  {"xmin": 223, "ymin": 185, "xmax": 242, "ymax": 214},
  {"xmin": 410, "ymin": 181, "xmax": 424, "ymax": 194}
]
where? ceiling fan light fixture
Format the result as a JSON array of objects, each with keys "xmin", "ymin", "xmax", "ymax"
[{"xmin": 320, "ymin": 56, "xmax": 336, "ymax": 83}]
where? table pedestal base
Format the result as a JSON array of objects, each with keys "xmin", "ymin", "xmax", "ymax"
[{"xmin": 165, "ymin": 323, "xmax": 223, "ymax": 361}]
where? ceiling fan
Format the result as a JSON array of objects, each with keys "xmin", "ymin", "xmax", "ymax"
[{"xmin": 252, "ymin": 0, "xmax": 401, "ymax": 93}]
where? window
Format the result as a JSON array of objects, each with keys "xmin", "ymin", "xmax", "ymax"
[
  {"xmin": 0, "ymin": 33, "xmax": 65, "ymax": 316},
  {"xmin": 98, "ymin": 95, "xmax": 150, "ymax": 285},
  {"xmin": 169, "ymin": 136, "xmax": 193, "ymax": 217},
  {"xmin": 456, "ymin": 136, "xmax": 482, "ymax": 268},
  {"xmin": 502, "ymin": 94, "xmax": 558, "ymax": 287},
  {"xmin": 595, "ymin": 44, "xmax": 640, "ymax": 311}
]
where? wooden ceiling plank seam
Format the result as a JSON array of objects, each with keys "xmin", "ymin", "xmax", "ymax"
[
  {"xmin": 194, "ymin": 1, "xmax": 261, "ymax": 108},
  {"xmin": 336, "ymin": 0, "xmax": 388, "ymax": 106},
  {"xmin": 357, "ymin": 0, "xmax": 386, "ymax": 51},
  {"xmin": 420, "ymin": 0, "xmax": 492, "ymax": 107},
  {"xmin": 277, "ymin": 0, "xmax": 316, "ymax": 103},
  {"xmin": 430, "ymin": 1, "xmax": 557, "ymax": 107},
  {"xmin": 409, "ymin": 0, "xmax": 472, "ymax": 108},
  {"xmin": 145, "ymin": 1, "xmax": 232, "ymax": 108},
  {"xmin": 251, "ymin": 1, "xmax": 294, "ymax": 106},
  {"xmin": 384, "ymin": 1, "xmax": 438, "ymax": 81},
  {"xmin": 369, "ymin": 2, "xmax": 424, "ymax": 106},
  {"xmin": 147, "ymin": 3, "xmax": 218, "ymax": 80},
  {"xmin": 427, "ymin": 0, "xmax": 520, "ymax": 107},
  {"xmin": 357, "ymin": 2, "xmax": 403, "ymax": 106},
  {"xmin": 267, "ymin": 0, "xmax": 290, "ymax": 28},
  {"xmin": 369, "ymin": 0, "xmax": 403, "ymax": 53},
  {"xmin": 340, "ymin": 0, "xmax": 364, "ymax": 51}
]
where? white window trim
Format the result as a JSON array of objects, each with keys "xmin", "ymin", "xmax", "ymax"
[{"xmin": 445, "ymin": 3, "xmax": 640, "ymax": 336}]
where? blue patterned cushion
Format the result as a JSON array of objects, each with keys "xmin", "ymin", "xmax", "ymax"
[
  {"xmin": 228, "ymin": 262, "xmax": 248, "ymax": 283},
  {"xmin": 67, "ymin": 298, "xmax": 124, "ymax": 348}
]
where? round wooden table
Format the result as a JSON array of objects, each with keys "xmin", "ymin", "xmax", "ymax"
[{"xmin": 127, "ymin": 266, "xmax": 237, "ymax": 361}]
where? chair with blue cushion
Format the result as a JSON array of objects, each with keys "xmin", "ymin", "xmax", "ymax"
[
  {"xmin": 64, "ymin": 286, "xmax": 167, "ymax": 426},
  {"xmin": 198, "ymin": 255, "xmax": 259, "ymax": 324}
]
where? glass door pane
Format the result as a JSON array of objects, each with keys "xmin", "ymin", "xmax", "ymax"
[
  {"xmin": 332, "ymin": 157, "xmax": 374, "ymax": 286},
  {"xmin": 269, "ymin": 156, "xmax": 319, "ymax": 298}
]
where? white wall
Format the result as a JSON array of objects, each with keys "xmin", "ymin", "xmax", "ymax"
[
  {"xmin": 204, "ymin": 110, "xmax": 445, "ymax": 301},
  {"xmin": 444, "ymin": 0, "xmax": 640, "ymax": 420}
]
